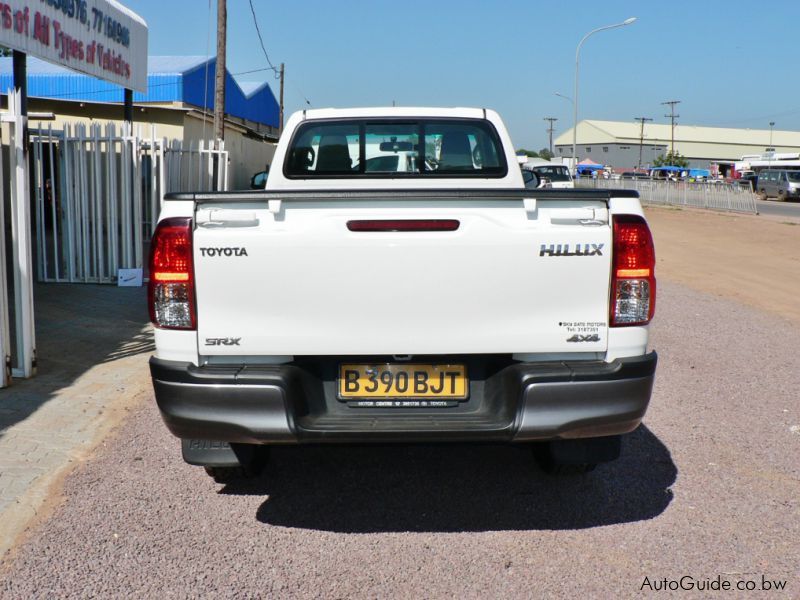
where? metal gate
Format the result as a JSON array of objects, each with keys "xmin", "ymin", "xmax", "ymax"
[
  {"xmin": 31, "ymin": 122, "xmax": 228, "ymax": 284},
  {"xmin": 0, "ymin": 114, "xmax": 227, "ymax": 388},
  {"xmin": 0, "ymin": 128, "xmax": 8, "ymax": 385}
]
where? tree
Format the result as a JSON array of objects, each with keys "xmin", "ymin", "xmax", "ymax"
[
  {"xmin": 516, "ymin": 148, "xmax": 539, "ymax": 158},
  {"xmin": 653, "ymin": 150, "xmax": 688, "ymax": 168},
  {"xmin": 0, "ymin": 47, "xmax": 11, "ymax": 57},
  {"xmin": 538, "ymin": 148, "xmax": 554, "ymax": 161}
]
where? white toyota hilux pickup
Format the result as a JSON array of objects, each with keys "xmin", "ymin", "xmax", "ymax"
[{"xmin": 148, "ymin": 107, "xmax": 657, "ymax": 481}]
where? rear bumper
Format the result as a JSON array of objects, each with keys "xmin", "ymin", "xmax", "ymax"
[{"xmin": 150, "ymin": 352, "xmax": 657, "ymax": 444}]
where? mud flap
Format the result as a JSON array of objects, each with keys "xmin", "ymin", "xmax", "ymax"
[{"xmin": 181, "ymin": 439, "xmax": 242, "ymax": 467}]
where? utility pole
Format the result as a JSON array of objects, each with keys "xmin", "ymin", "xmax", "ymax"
[
  {"xmin": 543, "ymin": 117, "xmax": 558, "ymax": 155},
  {"xmin": 634, "ymin": 116, "xmax": 652, "ymax": 170},
  {"xmin": 661, "ymin": 100, "xmax": 680, "ymax": 157},
  {"xmin": 279, "ymin": 63, "xmax": 285, "ymax": 135},
  {"xmin": 213, "ymin": 0, "xmax": 227, "ymax": 146}
]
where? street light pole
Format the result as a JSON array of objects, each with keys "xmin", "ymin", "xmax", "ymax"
[
  {"xmin": 572, "ymin": 17, "xmax": 637, "ymax": 174},
  {"xmin": 555, "ymin": 92, "xmax": 573, "ymax": 105},
  {"xmin": 769, "ymin": 121, "xmax": 775, "ymax": 167}
]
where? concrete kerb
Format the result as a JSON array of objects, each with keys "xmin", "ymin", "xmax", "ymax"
[{"xmin": 0, "ymin": 284, "xmax": 153, "ymax": 561}]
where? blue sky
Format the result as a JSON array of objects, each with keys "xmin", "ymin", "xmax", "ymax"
[{"xmin": 126, "ymin": 0, "xmax": 800, "ymax": 150}]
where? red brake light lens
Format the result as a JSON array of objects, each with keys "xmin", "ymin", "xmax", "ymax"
[
  {"xmin": 611, "ymin": 215, "xmax": 656, "ymax": 326},
  {"xmin": 148, "ymin": 217, "xmax": 196, "ymax": 330},
  {"xmin": 347, "ymin": 219, "xmax": 460, "ymax": 232}
]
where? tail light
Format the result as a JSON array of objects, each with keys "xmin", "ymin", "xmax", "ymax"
[
  {"xmin": 347, "ymin": 219, "xmax": 460, "ymax": 232},
  {"xmin": 148, "ymin": 217, "xmax": 196, "ymax": 330},
  {"xmin": 610, "ymin": 215, "xmax": 656, "ymax": 326}
]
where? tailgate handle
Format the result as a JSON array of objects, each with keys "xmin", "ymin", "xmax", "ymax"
[
  {"xmin": 549, "ymin": 207, "xmax": 608, "ymax": 224},
  {"xmin": 196, "ymin": 209, "xmax": 259, "ymax": 228}
]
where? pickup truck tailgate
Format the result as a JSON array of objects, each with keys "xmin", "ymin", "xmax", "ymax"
[{"xmin": 192, "ymin": 197, "xmax": 611, "ymax": 356}]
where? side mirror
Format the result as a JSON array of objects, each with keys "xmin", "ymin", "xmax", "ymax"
[
  {"xmin": 522, "ymin": 170, "xmax": 540, "ymax": 189},
  {"xmin": 250, "ymin": 169, "xmax": 269, "ymax": 189}
]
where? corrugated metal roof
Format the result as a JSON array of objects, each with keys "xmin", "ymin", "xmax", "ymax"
[
  {"xmin": 238, "ymin": 81, "xmax": 268, "ymax": 96},
  {"xmin": 0, "ymin": 56, "xmax": 278, "ymax": 127}
]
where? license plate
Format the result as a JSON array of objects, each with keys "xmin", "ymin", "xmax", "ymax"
[{"xmin": 338, "ymin": 363, "xmax": 468, "ymax": 399}]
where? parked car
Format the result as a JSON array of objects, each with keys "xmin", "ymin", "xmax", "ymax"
[
  {"xmin": 755, "ymin": 169, "xmax": 800, "ymax": 201},
  {"xmin": 621, "ymin": 172, "xmax": 649, "ymax": 180},
  {"xmin": 521, "ymin": 161, "xmax": 574, "ymax": 188}
]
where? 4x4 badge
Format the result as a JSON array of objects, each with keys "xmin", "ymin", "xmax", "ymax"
[{"xmin": 566, "ymin": 334, "xmax": 600, "ymax": 343}]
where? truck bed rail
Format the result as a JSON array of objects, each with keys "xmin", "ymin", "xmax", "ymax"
[{"xmin": 164, "ymin": 188, "xmax": 640, "ymax": 203}]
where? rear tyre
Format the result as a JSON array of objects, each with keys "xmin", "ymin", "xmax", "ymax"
[
  {"xmin": 204, "ymin": 465, "xmax": 247, "ymax": 484},
  {"xmin": 532, "ymin": 436, "xmax": 621, "ymax": 476},
  {"xmin": 757, "ymin": 189, "xmax": 768, "ymax": 201},
  {"xmin": 203, "ymin": 445, "xmax": 270, "ymax": 484},
  {"xmin": 532, "ymin": 450, "xmax": 597, "ymax": 475}
]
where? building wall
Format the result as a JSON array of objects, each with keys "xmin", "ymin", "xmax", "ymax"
[
  {"xmin": 555, "ymin": 120, "xmax": 800, "ymax": 170},
  {"xmin": 182, "ymin": 115, "xmax": 276, "ymax": 190},
  {"xmin": 23, "ymin": 97, "xmax": 186, "ymax": 140},
  {"xmin": 555, "ymin": 143, "xmax": 668, "ymax": 170}
]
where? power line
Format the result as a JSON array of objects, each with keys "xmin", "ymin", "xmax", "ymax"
[
  {"xmin": 247, "ymin": 0, "xmax": 280, "ymax": 79},
  {"xmin": 245, "ymin": 0, "xmax": 310, "ymax": 109},
  {"xmin": 289, "ymin": 76, "xmax": 312, "ymax": 107},
  {"xmin": 233, "ymin": 67, "xmax": 310, "ymax": 107},
  {"xmin": 233, "ymin": 67, "xmax": 273, "ymax": 76}
]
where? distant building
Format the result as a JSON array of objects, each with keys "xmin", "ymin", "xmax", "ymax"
[
  {"xmin": 0, "ymin": 56, "xmax": 279, "ymax": 188},
  {"xmin": 554, "ymin": 120, "xmax": 800, "ymax": 175}
]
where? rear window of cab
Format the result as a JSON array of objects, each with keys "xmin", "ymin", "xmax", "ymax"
[{"xmin": 284, "ymin": 119, "xmax": 507, "ymax": 178}]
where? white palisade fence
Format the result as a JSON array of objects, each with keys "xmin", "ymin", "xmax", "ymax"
[
  {"xmin": 31, "ymin": 122, "xmax": 228, "ymax": 284},
  {"xmin": 579, "ymin": 178, "xmax": 758, "ymax": 214}
]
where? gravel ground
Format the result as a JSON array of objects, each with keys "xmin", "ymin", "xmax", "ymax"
[{"xmin": 0, "ymin": 280, "xmax": 798, "ymax": 598}]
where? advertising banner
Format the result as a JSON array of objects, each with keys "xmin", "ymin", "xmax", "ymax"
[{"xmin": 0, "ymin": 0, "xmax": 147, "ymax": 92}]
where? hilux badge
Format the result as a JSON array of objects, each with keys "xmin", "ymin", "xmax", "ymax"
[{"xmin": 540, "ymin": 243, "xmax": 603, "ymax": 257}]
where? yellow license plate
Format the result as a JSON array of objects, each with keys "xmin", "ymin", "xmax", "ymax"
[{"xmin": 338, "ymin": 364, "xmax": 468, "ymax": 399}]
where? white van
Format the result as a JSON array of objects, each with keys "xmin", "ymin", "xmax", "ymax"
[{"xmin": 521, "ymin": 159, "xmax": 574, "ymax": 189}]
